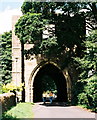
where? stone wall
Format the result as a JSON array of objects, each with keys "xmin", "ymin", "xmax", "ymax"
[
  {"xmin": 12, "ymin": 15, "xmax": 21, "ymax": 86},
  {"xmin": 0, "ymin": 93, "xmax": 16, "ymax": 114}
]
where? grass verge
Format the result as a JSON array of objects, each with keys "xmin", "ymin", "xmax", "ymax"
[{"xmin": 2, "ymin": 102, "xmax": 34, "ymax": 120}]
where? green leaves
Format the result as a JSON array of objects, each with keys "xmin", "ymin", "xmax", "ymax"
[
  {"xmin": 77, "ymin": 75, "xmax": 97, "ymax": 112},
  {"xmin": 73, "ymin": 30, "xmax": 97, "ymax": 112},
  {"xmin": 21, "ymin": 1, "xmax": 32, "ymax": 14},
  {"xmin": 41, "ymin": 75, "xmax": 57, "ymax": 92},
  {"xmin": 15, "ymin": 13, "xmax": 45, "ymax": 44},
  {"xmin": 15, "ymin": 2, "xmax": 86, "ymax": 60},
  {"xmin": 39, "ymin": 37, "xmax": 58, "ymax": 54},
  {"xmin": 74, "ymin": 30, "xmax": 97, "ymax": 79},
  {"xmin": 2, "ymin": 82, "xmax": 24, "ymax": 93},
  {"xmin": 0, "ymin": 31, "xmax": 12, "ymax": 84}
]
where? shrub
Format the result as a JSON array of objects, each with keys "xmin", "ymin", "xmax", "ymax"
[
  {"xmin": 78, "ymin": 92, "xmax": 89, "ymax": 105},
  {"xmin": 2, "ymin": 82, "xmax": 24, "ymax": 93},
  {"xmin": 2, "ymin": 114, "xmax": 19, "ymax": 120},
  {"xmin": 77, "ymin": 75, "xmax": 97, "ymax": 112}
]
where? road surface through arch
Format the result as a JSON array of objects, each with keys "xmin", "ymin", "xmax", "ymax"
[{"xmin": 32, "ymin": 102, "xmax": 96, "ymax": 119}]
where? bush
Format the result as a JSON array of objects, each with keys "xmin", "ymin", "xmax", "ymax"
[
  {"xmin": 78, "ymin": 92, "xmax": 89, "ymax": 105},
  {"xmin": 2, "ymin": 114, "xmax": 19, "ymax": 120},
  {"xmin": 77, "ymin": 75, "xmax": 97, "ymax": 112},
  {"xmin": 2, "ymin": 82, "xmax": 24, "ymax": 93},
  {"xmin": 85, "ymin": 76, "xmax": 97, "ymax": 110}
]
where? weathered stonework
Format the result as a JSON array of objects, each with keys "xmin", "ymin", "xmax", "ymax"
[
  {"xmin": 12, "ymin": 16, "xmax": 21, "ymax": 86},
  {"xmin": 12, "ymin": 15, "xmax": 76, "ymax": 103}
]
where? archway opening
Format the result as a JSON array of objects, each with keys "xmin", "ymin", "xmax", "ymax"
[{"xmin": 33, "ymin": 63, "xmax": 67, "ymax": 102}]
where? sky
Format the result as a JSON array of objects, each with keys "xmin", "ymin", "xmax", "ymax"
[{"xmin": 0, "ymin": 0, "xmax": 24, "ymax": 34}]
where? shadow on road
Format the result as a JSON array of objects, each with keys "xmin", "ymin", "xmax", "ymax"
[{"xmin": 39, "ymin": 102, "xmax": 69, "ymax": 107}]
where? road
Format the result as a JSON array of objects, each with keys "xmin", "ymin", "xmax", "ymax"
[{"xmin": 32, "ymin": 102, "xmax": 96, "ymax": 119}]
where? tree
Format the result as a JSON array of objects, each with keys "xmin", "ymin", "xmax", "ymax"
[
  {"xmin": 15, "ymin": 2, "xmax": 86, "ymax": 62},
  {"xmin": 0, "ymin": 31, "xmax": 12, "ymax": 84},
  {"xmin": 73, "ymin": 30, "xmax": 97, "ymax": 112},
  {"xmin": 74, "ymin": 30, "xmax": 97, "ymax": 79}
]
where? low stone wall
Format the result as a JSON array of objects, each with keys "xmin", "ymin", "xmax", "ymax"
[{"xmin": 0, "ymin": 93, "xmax": 16, "ymax": 114}]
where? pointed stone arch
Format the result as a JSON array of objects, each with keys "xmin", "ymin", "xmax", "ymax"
[{"xmin": 28, "ymin": 61, "xmax": 71, "ymax": 102}]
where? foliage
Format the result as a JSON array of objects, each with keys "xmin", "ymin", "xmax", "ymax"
[
  {"xmin": 21, "ymin": 2, "xmax": 97, "ymax": 22},
  {"xmin": 2, "ymin": 82, "xmax": 24, "ymax": 93},
  {"xmin": 41, "ymin": 75, "xmax": 57, "ymax": 92},
  {"xmin": 0, "ymin": 31, "xmax": 12, "ymax": 84},
  {"xmin": 2, "ymin": 114, "xmax": 19, "ymax": 120},
  {"xmin": 15, "ymin": 2, "xmax": 87, "ymax": 61},
  {"xmin": 74, "ymin": 30, "xmax": 97, "ymax": 79},
  {"xmin": 15, "ymin": 13, "xmax": 46, "ymax": 44},
  {"xmin": 18, "ymin": 2, "xmax": 97, "ymax": 60},
  {"xmin": 39, "ymin": 36, "xmax": 58, "ymax": 57},
  {"xmin": 2, "ymin": 102, "xmax": 34, "ymax": 119},
  {"xmin": 73, "ymin": 30, "xmax": 97, "ymax": 112},
  {"xmin": 85, "ymin": 76, "xmax": 97, "ymax": 108},
  {"xmin": 15, "ymin": 12, "xmax": 49, "ymax": 58},
  {"xmin": 77, "ymin": 75, "xmax": 97, "ymax": 112},
  {"xmin": 78, "ymin": 92, "xmax": 88, "ymax": 105}
]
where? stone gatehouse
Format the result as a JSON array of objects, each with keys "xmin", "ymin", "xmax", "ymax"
[{"xmin": 12, "ymin": 15, "xmax": 78, "ymax": 103}]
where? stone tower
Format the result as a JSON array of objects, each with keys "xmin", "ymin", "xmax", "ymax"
[{"xmin": 12, "ymin": 15, "xmax": 78, "ymax": 103}]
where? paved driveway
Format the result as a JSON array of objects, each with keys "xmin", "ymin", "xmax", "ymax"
[{"xmin": 32, "ymin": 102, "xmax": 96, "ymax": 119}]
